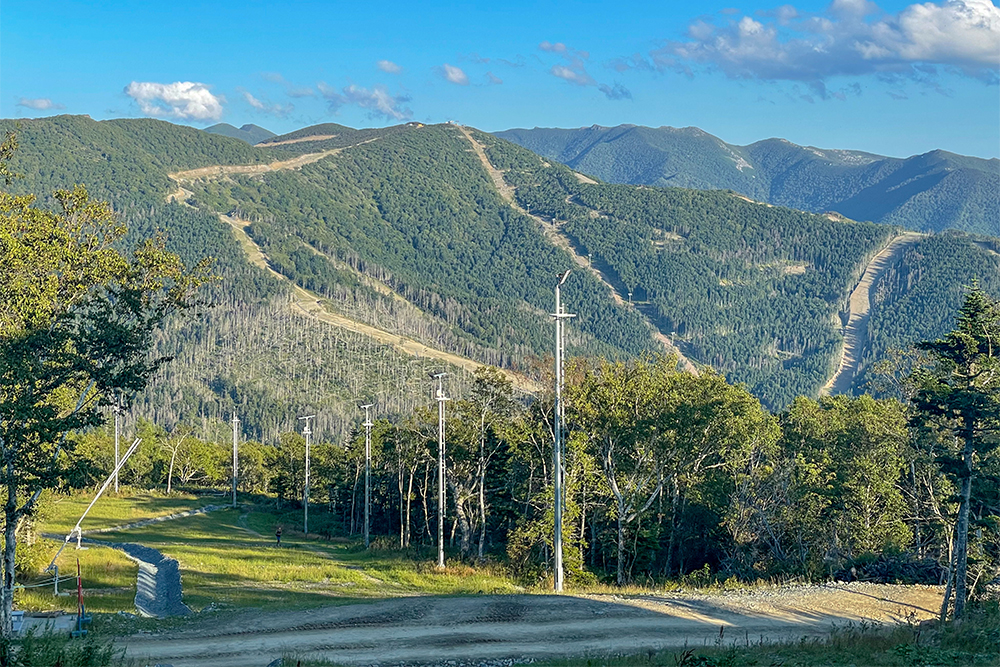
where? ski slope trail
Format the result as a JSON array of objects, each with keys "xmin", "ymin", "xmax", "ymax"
[
  {"xmin": 457, "ymin": 125, "xmax": 697, "ymax": 373},
  {"xmin": 822, "ymin": 232, "xmax": 924, "ymax": 395},
  {"xmin": 218, "ymin": 214, "xmax": 540, "ymax": 393},
  {"xmin": 163, "ymin": 140, "xmax": 540, "ymax": 393},
  {"xmin": 122, "ymin": 583, "xmax": 942, "ymax": 667},
  {"xmin": 167, "ymin": 139, "xmax": 376, "ymax": 183}
]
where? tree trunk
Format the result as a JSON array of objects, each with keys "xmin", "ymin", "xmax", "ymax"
[
  {"xmin": 666, "ymin": 479, "xmax": 679, "ymax": 576},
  {"xmin": 1, "ymin": 478, "xmax": 18, "ymax": 641},
  {"xmin": 477, "ymin": 467, "xmax": 487, "ymax": 561},
  {"xmin": 405, "ymin": 469, "xmax": 415, "ymax": 548},
  {"xmin": 953, "ymin": 430, "xmax": 975, "ymax": 619},
  {"xmin": 168, "ymin": 449, "xmax": 177, "ymax": 494},
  {"xmin": 477, "ymin": 410, "xmax": 487, "ymax": 562},
  {"xmin": 450, "ymin": 481, "xmax": 472, "ymax": 558},
  {"xmin": 421, "ymin": 460, "xmax": 432, "ymax": 541},
  {"xmin": 350, "ymin": 463, "xmax": 360, "ymax": 536},
  {"xmin": 398, "ymin": 462, "xmax": 405, "ymax": 548},
  {"xmin": 616, "ymin": 497, "xmax": 626, "ymax": 585}
]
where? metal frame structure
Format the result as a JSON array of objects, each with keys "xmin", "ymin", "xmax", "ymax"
[
  {"xmin": 552, "ymin": 270, "xmax": 576, "ymax": 592},
  {"xmin": 298, "ymin": 414, "xmax": 316, "ymax": 534},
  {"xmin": 361, "ymin": 404, "xmax": 374, "ymax": 548},
  {"xmin": 433, "ymin": 372, "xmax": 449, "ymax": 569},
  {"xmin": 231, "ymin": 414, "xmax": 240, "ymax": 508},
  {"xmin": 112, "ymin": 394, "xmax": 122, "ymax": 493}
]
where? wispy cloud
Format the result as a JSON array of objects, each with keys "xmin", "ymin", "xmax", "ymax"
[
  {"xmin": 441, "ymin": 64, "xmax": 470, "ymax": 85},
  {"xmin": 318, "ymin": 82, "xmax": 412, "ymax": 121},
  {"xmin": 649, "ymin": 0, "xmax": 999, "ymax": 85},
  {"xmin": 241, "ymin": 90, "xmax": 294, "ymax": 117},
  {"xmin": 124, "ymin": 81, "xmax": 224, "ymax": 121},
  {"xmin": 539, "ymin": 41, "xmax": 632, "ymax": 100},
  {"xmin": 261, "ymin": 72, "xmax": 315, "ymax": 98},
  {"xmin": 598, "ymin": 82, "xmax": 633, "ymax": 100},
  {"xmin": 377, "ymin": 60, "xmax": 402, "ymax": 74},
  {"xmin": 16, "ymin": 97, "xmax": 65, "ymax": 111},
  {"xmin": 486, "ymin": 72, "xmax": 503, "ymax": 85}
]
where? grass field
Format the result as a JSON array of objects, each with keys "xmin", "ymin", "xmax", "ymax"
[
  {"xmin": 24, "ymin": 491, "xmax": 523, "ymax": 616},
  {"xmin": 96, "ymin": 506, "xmax": 522, "ymax": 611},
  {"xmin": 38, "ymin": 490, "xmax": 216, "ymax": 536},
  {"xmin": 18, "ymin": 491, "xmax": 216, "ymax": 615}
]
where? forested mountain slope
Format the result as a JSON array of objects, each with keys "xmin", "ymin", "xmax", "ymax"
[
  {"xmin": 497, "ymin": 125, "xmax": 999, "ymax": 236},
  {"xmin": 3, "ymin": 115, "xmax": 997, "ymax": 424},
  {"xmin": 204, "ymin": 122, "xmax": 276, "ymax": 144}
]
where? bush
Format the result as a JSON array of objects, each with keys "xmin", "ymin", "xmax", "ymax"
[
  {"xmin": 0, "ymin": 630, "xmax": 129, "ymax": 667},
  {"xmin": 833, "ymin": 552, "xmax": 944, "ymax": 585}
]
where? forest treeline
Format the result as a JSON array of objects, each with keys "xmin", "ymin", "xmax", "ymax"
[{"xmin": 62, "ymin": 332, "xmax": 999, "ymax": 597}]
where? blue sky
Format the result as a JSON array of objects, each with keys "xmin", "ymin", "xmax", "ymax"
[{"xmin": 3, "ymin": 0, "xmax": 998, "ymax": 158}]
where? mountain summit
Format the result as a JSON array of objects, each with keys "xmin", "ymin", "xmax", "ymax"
[{"xmin": 496, "ymin": 125, "xmax": 999, "ymax": 236}]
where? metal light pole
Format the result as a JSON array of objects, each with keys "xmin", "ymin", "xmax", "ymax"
[
  {"xmin": 298, "ymin": 415, "xmax": 315, "ymax": 535},
  {"xmin": 231, "ymin": 414, "xmax": 240, "ymax": 509},
  {"xmin": 552, "ymin": 270, "xmax": 576, "ymax": 592},
  {"xmin": 433, "ymin": 373, "xmax": 449, "ymax": 569},
  {"xmin": 361, "ymin": 404, "xmax": 374, "ymax": 548},
  {"xmin": 112, "ymin": 395, "xmax": 121, "ymax": 493}
]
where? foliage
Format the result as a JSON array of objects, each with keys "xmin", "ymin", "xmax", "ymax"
[
  {"xmin": 0, "ymin": 630, "xmax": 129, "ymax": 667},
  {"xmin": 0, "ymin": 131, "xmax": 208, "ymax": 639},
  {"xmin": 909, "ymin": 283, "xmax": 1000, "ymax": 618}
]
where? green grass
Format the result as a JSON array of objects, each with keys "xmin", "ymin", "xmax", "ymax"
[
  {"xmin": 39, "ymin": 490, "xmax": 214, "ymax": 536},
  {"xmin": 16, "ymin": 542, "xmax": 138, "ymax": 615},
  {"xmin": 92, "ymin": 506, "xmax": 522, "ymax": 612}
]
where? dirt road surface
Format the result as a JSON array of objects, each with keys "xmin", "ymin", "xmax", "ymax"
[{"xmin": 123, "ymin": 584, "xmax": 941, "ymax": 666}]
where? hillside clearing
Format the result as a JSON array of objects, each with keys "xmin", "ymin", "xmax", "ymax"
[
  {"xmin": 219, "ymin": 214, "xmax": 540, "ymax": 393},
  {"xmin": 456, "ymin": 125, "xmax": 698, "ymax": 374},
  {"xmin": 821, "ymin": 231, "xmax": 924, "ymax": 395}
]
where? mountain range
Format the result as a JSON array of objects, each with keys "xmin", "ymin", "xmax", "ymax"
[
  {"xmin": 2, "ymin": 115, "xmax": 997, "ymax": 438},
  {"xmin": 204, "ymin": 122, "xmax": 276, "ymax": 145},
  {"xmin": 496, "ymin": 124, "xmax": 999, "ymax": 236}
]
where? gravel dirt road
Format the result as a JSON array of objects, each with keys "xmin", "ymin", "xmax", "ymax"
[{"xmin": 123, "ymin": 583, "xmax": 942, "ymax": 667}]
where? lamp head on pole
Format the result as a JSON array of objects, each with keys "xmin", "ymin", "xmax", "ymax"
[
  {"xmin": 297, "ymin": 414, "xmax": 316, "ymax": 436},
  {"xmin": 557, "ymin": 270, "xmax": 571, "ymax": 286}
]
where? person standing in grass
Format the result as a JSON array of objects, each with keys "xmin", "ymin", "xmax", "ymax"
[{"xmin": 275, "ymin": 525, "xmax": 282, "ymax": 547}]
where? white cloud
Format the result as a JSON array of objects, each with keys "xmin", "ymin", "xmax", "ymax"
[
  {"xmin": 241, "ymin": 91, "xmax": 293, "ymax": 117},
  {"xmin": 486, "ymin": 71, "xmax": 504, "ymax": 85},
  {"xmin": 540, "ymin": 41, "xmax": 632, "ymax": 100},
  {"xmin": 551, "ymin": 64, "xmax": 595, "ymax": 85},
  {"xmin": 441, "ymin": 64, "xmax": 470, "ymax": 85},
  {"xmin": 16, "ymin": 97, "xmax": 64, "ymax": 110},
  {"xmin": 377, "ymin": 60, "xmax": 402, "ymax": 74},
  {"xmin": 651, "ymin": 0, "xmax": 1000, "ymax": 84},
  {"xmin": 124, "ymin": 81, "xmax": 224, "ymax": 121},
  {"xmin": 319, "ymin": 82, "xmax": 412, "ymax": 121}
]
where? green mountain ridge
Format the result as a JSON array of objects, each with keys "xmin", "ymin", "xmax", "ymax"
[
  {"xmin": 204, "ymin": 122, "xmax": 277, "ymax": 145},
  {"xmin": 496, "ymin": 124, "xmax": 999, "ymax": 236},
  {"xmin": 2, "ymin": 115, "xmax": 998, "ymax": 436}
]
